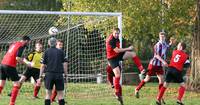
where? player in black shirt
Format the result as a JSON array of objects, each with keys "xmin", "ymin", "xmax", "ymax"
[{"xmin": 38, "ymin": 38, "xmax": 67, "ymax": 105}]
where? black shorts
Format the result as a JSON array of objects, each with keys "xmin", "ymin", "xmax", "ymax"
[
  {"xmin": 165, "ymin": 67, "xmax": 184, "ymax": 83},
  {"xmin": 23, "ymin": 68, "xmax": 40, "ymax": 82},
  {"xmin": 0, "ymin": 64, "xmax": 20, "ymax": 81},
  {"xmin": 108, "ymin": 52, "xmax": 125, "ymax": 69},
  {"xmin": 44, "ymin": 72, "xmax": 64, "ymax": 91}
]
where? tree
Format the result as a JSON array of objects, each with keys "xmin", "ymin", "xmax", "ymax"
[{"xmin": 187, "ymin": 0, "xmax": 200, "ymax": 92}]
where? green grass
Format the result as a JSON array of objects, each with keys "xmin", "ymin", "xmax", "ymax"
[{"xmin": 0, "ymin": 81, "xmax": 200, "ymax": 105}]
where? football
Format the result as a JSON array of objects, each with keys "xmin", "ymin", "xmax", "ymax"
[{"xmin": 48, "ymin": 27, "xmax": 58, "ymax": 35}]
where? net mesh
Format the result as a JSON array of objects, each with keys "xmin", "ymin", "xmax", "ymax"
[{"xmin": 0, "ymin": 11, "xmax": 120, "ymax": 102}]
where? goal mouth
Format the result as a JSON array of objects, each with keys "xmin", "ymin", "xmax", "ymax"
[{"xmin": 0, "ymin": 10, "xmax": 122, "ymax": 101}]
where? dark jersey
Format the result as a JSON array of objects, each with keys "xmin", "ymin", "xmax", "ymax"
[
  {"xmin": 169, "ymin": 50, "xmax": 189, "ymax": 71},
  {"xmin": 1, "ymin": 41, "xmax": 26, "ymax": 67},
  {"xmin": 106, "ymin": 34, "xmax": 120, "ymax": 59},
  {"xmin": 41, "ymin": 47, "xmax": 66, "ymax": 73}
]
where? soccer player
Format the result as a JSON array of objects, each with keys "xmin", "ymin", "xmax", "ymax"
[
  {"xmin": 51, "ymin": 39, "xmax": 68, "ymax": 102},
  {"xmin": 135, "ymin": 32, "xmax": 171, "ymax": 100},
  {"xmin": 0, "ymin": 36, "xmax": 31, "ymax": 105},
  {"xmin": 38, "ymin": 38, "xmax": 67, "ymax": 105},
  {"xmin": 18, "ymin": 40, "xmax": 43, "ymax": 98},
  {"xmin": 106, "ymin": 28, "xmax": 146, "ymax": 105},
  {"xmin": 156, "ymin": 42, "xmax": 189, "ymax": 105}
]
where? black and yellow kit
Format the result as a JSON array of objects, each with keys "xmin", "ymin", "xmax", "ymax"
[{"xmin": 23, "ymin": 51, "xmax": 43, "ymax": 81}]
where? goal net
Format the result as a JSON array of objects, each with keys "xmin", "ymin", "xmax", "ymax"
[{"xmin": 0, "ymin": 10, "xmax": 122, "ymax": 103}]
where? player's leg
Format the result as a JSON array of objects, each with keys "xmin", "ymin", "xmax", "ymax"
[
  {"xmin": 113, "ymin": 67, "xmax": 123, "ymax": 105},
  {"xmin": 0, "ymin": 80, "xmax": 6, "ymax": 94},
  {"xmin": 175, "ymin": 71, "xmax": 185, "ymax": 105},
  {"xmin": 9, "ymin": 68, "xmax": 31, "ymax": 97},
  {"xmin": 157, "ymin": 74, "xmax": 165, "ymax": 104},
  {"xmin": 45, "ymin": 89, "xmax": 52, "ymax": 105},
  {"xmin": 135, "ymin": 74, "xmax": 151, "ymax": 98},
  {"xmin": 32, "ymin": 69, "xmax": 41, "ymax": 98},
  {"xmin": 51, "ymin": 86, "xmax": 57, "ymax": 102},
  {"xmin": 55, "ymin": 75, "xmax": 65, "ymax": 105},
  {"xmin": 135, "ymin": 64, "xmax": 154, "ymax": 98},
  {"xmin": 57, "ymin": 90, "xmax": 65, "ymax": 105},
  {"xmin": 108, "ymin": 56, "xmax": 123, "ymax": 105},
  {"xmin": 177, "ymin": 82, "xmax": 185, "ymax": 105},
  {"xmin": 0, "ymin": 65, "xmax": 7, "ymax": 94},
  {"xmin": 7, "ymin": 74, "xmax": 27, "ymax": 97},
  {"xmin": 113, "ymin": 66, "xmax": 122, "ymax": 97},
  {"xmin": 156, "ymin": 66, "xmax": 164, "ymax": 91},
  {"xmin": 157, "ymin": 74, "xmax": 164, "ymax": 92},
  {"xmin": 44, "ymin": 73, "xmax": 54, "ymax": 105},
  {"xmin": 106, "ymin": 64, "xmax": 114, "ymax": 88},
  {"xmin": 156, "ymin": 82, "xmax": 169, "ymax": 105},
  {"xmin": 7, "ymin": 67, "xmax": 21, "ymax": 105},
  {"xmin": 122, "ymin": 51, "xmax": 145, "ymax": 73},
  {"xmin": 156, "ymin": 67, "xmax": 173, "ymax": 104}
]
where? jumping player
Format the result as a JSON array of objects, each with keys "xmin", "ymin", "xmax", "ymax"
[
  {"xmin": 156, "ymin": 42, "xmax": 190, "ymax": 105},
  {"xmin": 106, "ymin": 28, "xmax": 146, "ymax": 105},
  {"xmin": 0, "ymin": 36, "xmax": 31, "ymax": 105}
]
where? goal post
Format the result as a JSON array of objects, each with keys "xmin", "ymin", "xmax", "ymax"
[{"xmin": 0, "ymin": 10, "xmax": 123, "ymax": 103}]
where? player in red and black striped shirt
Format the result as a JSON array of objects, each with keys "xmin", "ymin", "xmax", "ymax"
[
  {"xmin": 0, "ymin": 36, "xmax": 31, "ymax": 105},
  {"xmin": 156, "ymin": 42, "xmax": 190, "ymax": 105},
  {"xmin": 106, "ymin": 28, "xmax": 145, "ymax": 105}
]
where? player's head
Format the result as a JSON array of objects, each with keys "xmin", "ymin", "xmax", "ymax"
[
  {"xmin": 56, "ymin": 39, "xmax": 64, "ymax": 49},
  {"xmin": 22, "ymin": 36, "xmax": 31, "ymax": 44},
  {"xmin": 35, "ymin": 40, "xmax": 43, "ymax": 52},
  {"xmin": 48, "ymin": 37, "xmax": 57, "ymax": 47},
  {"xmin": 159, "ymin": 31, "xmax": 166, "ymax": 42},
  {"xmin": 177, "ymin": 42, "xmax": 186, "ymax": 50},
  {"xmin": 112, "ymin": 28, "xmax": 120, "ymax": 39}
]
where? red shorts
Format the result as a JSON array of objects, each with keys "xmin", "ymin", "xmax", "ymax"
[{"xmin": 147, "ymin": 64, "xmax": 164, "ymax": 76}]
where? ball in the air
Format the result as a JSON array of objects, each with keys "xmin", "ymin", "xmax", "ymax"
[{"xmin": 48, "ymin": 27, "xmax": 58, "ymax": 35}]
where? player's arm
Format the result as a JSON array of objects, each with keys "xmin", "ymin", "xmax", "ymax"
[
  {"xmin": 113, "ymin": 46, "xmax": 133, "ymax": 53},
  {"xmin": 109, "ymin": 39, "xmax": 132, "ymax": 53},
  {"xmin": 16, "ymin": 46, "xmax": 29, "ymax": 64},
  {"xmin": 63, "ymin": 54, "xmax": 68, "ymax": 77},
  {"xmin": 153, "ymin": 45, "xmax": 168, "ymax": 66},
  {"xmin": 38, "ymin": 51, "xmax": 47, "ymax": 82},
  {"xmin": 23, "ymin": 52, "xmax": 35, "ymax": 67},
  {"xmin": 39, "ymin": 64, "xmax": 46, "ymax": 78}
]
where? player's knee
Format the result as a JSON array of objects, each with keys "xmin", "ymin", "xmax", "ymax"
[
  {"xmin": 13, "ymin": 81, "xmax": 21, "ymax": 87},
  {"xmin": 45, "ymin": 90, "xmax": 52, "ymax": 99},
  {"xmin": 19, "ymin": 76, "xmax": 26, "ymax": 83},
  {"xmin": 0, "ymin": 80, "xmax": 6, "ymax": 86},
  {"xmin": 130, "ymin": 51, "xmax": 136, "ymax": 57},
  {"xmin": 163, "ymin": 82, "xmax": 169, "ymax": 88},
  {"xmin": 144, "ymin": 76, "xmax": 150, "ymax": 82},
  {"xmin": 57, "ymin": 91, "xmax": 64, "ymax": 100}
]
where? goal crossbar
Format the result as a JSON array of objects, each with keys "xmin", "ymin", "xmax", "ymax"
[{"xmin": 0, "ymin": 10, "xmax": 123, "ymax": 48}]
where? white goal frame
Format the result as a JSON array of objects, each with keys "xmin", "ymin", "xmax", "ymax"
[{"xmin": 0, "ymin": 10, "xmax": 123, "ymax": 84}]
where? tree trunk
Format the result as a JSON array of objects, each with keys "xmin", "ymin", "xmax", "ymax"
[{"xmin": 187, "ymin": 0, "xmax": 200, "ymax": 92}]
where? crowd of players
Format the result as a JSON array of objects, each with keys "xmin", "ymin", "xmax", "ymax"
[
  {"xmin": 106, "ymin": 28, "xmax": 190, "ymax": 105},
  {"xmin": 0, "ymin": 28, "xmax": 190, "ymax": 105}
]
